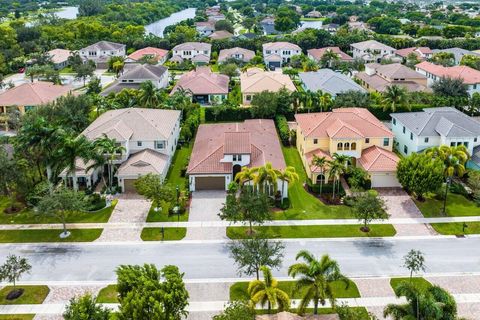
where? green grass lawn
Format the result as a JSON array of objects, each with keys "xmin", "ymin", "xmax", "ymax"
[
  {"xmin": 210, "ymin": 64, "xmax": 219, "ymax": 72},
  {"xmin": 430, "ymin": 222, "xmax": 480, "ymax": 235},
  {"xmin": 0, "ymin": 229, "xmax": 103, "ymax": 243},
  {"xmin": 96, "ymin": 285, "xmax": 118, "ymax": 303},
  {"xmin": 0, "ymin": 286, "xmax": 49, "ymax": 304},
  {"xmin": 141, "ymin": 227, "xmax": 187, "ymax": 241},
  {"xmin": 276, "ymin": 148, "xmax": 355, "ymax": 220},
  {"xmin": 146, "ymin": 205, "xmax": 189, "ymax": 222},
  {"xmin": 59, "ymin": 66, "xmax": 75, "ymax": 74},
  {"xmin": 0, "ymin": 197, "xmax": 117, "ymax": 224},
  {"xmin": 230, "ymin": 279, "xmax": 360, "ymax": 301},
  {"xmin": 256, "ymin": 307, "xmax": 369, "ymax": 318},
  {"xmin": 227, "ymin": 224, "xmax": 396, "ymax": 239},
  {"xmin": 0, "ymin": 315, "xmax": 35, "ymax": 320},
  {"xmin": 300, "ymin": 17, "xmax": 326, "ymax": 21},
  {"xmin": 415, "ymin": 193, "xmax": 480, "ymax": 217},
  {"xmin": 390, "ymin": 277, "xmax": 432, "ymax": 293},
  {"xmin": 165, "ymin": 143, "xmax": 193, "ymax": 191}
]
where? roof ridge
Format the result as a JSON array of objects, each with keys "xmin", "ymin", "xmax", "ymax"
[
  {"xmin": 134, "ymin": 109, "xmax": 169, "ymax": 139},
  {"xmin": 304, "ymin": 113, "xmax": 331, "ymax": 136},
  {"xmin": 188, "ymin": 145, "xmax": 224, "ymax": 173}
]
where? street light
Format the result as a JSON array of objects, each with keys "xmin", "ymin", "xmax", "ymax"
[{"xmin": 175, "ymin": 185, "xmax": 180, "ymax": 222}]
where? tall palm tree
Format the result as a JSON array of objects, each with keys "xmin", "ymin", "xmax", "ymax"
[
  {"xmin": 327, "ymin": 159, "xmax": 345, "ymax": 199},
  {"xmin": 59, "ymin": 134, "xmax": 93, "ymax": 192},
  {"xmin": 254, "ymin": 163, "xmax": 279, "ymax": 195},
  {"xmin": 277, "ymin": 166, "xmax": 299, "ymax": 203},
  {"xmin": 332, "ymin": 153, "xmax": 351, "ymax": 169},
  {"xmin": 426, "ymin": 145, "xmax": 470, "ymax": 215},
  {"xmin": 384, "ymin": 282, "xmax": 458, "ymax": 320},
  {"xmin": 248, "ymin": 266, "xmax": 290, "ymax": 313},
  {"xmin": 235, "ymin": 167, "xmax": 258, "ymax": 191},
  {"xmin": 303, "ymin": 59, "xmax": 319, "ymax": 72},
  {"xmin": 93, "ymin": 134, "xmax": 126, "ymax": 192},
  {"xmin": 291, "ymin": 91, "xmax": 304, "ymax": 114},
  {"xmin": 138, "ymin": 81, "xmax": 162, "ymax": 108},
  {"xmin": 86, "ymin": 151, "xmax": 108, "ymax": 191},
  {"xmin": 318, "ymin": 91, "xmax": 332, "ymax": 112},
  {"xmin": 288, "ymin": 251, "xmax": 350, "ymax": 315},
  {"xmin": 320, "ymin": 49, "xmax": 340, "ymax": 68},
  {"xmin": 382, "ymin": 85, "xmax": 409, "ymax": 112},
  {"xmin": 311, "ymin": 155, "xmax": 328, "ymax": 195}
]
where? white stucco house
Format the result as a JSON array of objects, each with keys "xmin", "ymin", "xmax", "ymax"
[
  {"xmin": 171, "ymin": 42, "xmax": 211, "ymax": 65},
  {"xmin": 79, "ymin": 41, "xmax": 126, "ymax": 69},
  {"xmin": 262, "ymin": 42, "xmax": 301, "ymax": 69},
  {"xmin": 350, "ymin": 40, "xmax": 395, "ymax": 63},
  {"xmin": 391, "ymin": 107, "xmax": 480, "ymax": 158},
  {"xmin": 59, "ymin": 108, "xmax": 181, "ymax": 193}
]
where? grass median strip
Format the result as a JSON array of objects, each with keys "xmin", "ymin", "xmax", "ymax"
[
  {"xmin": 390, "ymin": 277, "xmax": 432, "ymax": 293},
  {"xmin": 0, "ymin": 229, "xmax": 103, "ymax": 243},
  {"xmin": 430, "ymin": 222, "xmax": 480, "ymax": 235},
  {"xmin": 141, "ymin": 227, "xmax": 187, "ymax": 241},
  {"xmin": 96, "ymin": 284, "xmax": 118, "ymax": 303},
  {"xmin": 0, "ymin": 286, "xmax": 49, "ymax": 304},
  {"xmin": 0, "ymin": 316, "xmax": 35, "ymax": 320},
  {"xmin": 227, "ymin": 224, "xmax": 396, "ymax": 239},
  {"xmin": 230, "ymin": 280, "xmax": 360, "ymax": 301}
]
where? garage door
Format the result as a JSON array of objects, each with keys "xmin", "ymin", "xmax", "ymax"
[
  {"xmin": 123, "ymin": 179, "xmax": 137, "ymax": 193},
  {"xmin": 195, "ymin": 176, "xmax": 225, "ymax": 190},
  {"xmin": 371, "ymin": 173, "xmax": 400, "ymax": 188}
]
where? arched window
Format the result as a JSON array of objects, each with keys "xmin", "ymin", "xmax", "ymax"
[
  {"xmin": 344, "ymin": 142, "xmax": 350, "ymax": 150},
  {"xmin": 337, "ymin": 142, "xmax": 343, "ymax": 150},
  {"xmin": 316, "ymin": 174, "xmax": 326, "ymax": 184},
  {"xmin": 351, "ymin": 142, "xmax": 357, "ymax": 150}
]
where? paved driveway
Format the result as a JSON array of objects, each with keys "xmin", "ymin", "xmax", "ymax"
[
  {"xmin": 185, "ymin": 191, "xmax": 227, "ymax": 240},
  {"xmin": 377, "ymin": 188, "xmax": 437, "ymax": 236}
]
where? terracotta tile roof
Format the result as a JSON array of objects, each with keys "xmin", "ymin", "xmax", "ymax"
[
  {"xmin": 187, "ymin": 119, "xmax": 286, "ymax": 174},
  {"xmin": 127, "ymin": 47, "xmax": 168, "ymax": 62},
  {"xmin": 415, "ymin": 61, "xmax": 480, "ymax": 84},
  {"xmin": 305, "ymin": 149, "xmax": 332, "ymax": 174},
  {"xmin": 117, "ymin": 149, "xmax": 169, "ymax": 177},
  {"xmin": 240, "ymin": 68, "xmax": 296, "ymax": 94},
  {"xmin": 358, "ymin": 145, "xmax": 399, "ymax": 172},
  {"xmin": 263, "ymin": 42, "xmax": 301, "ymax": 51},
  {"xmin": 394, "ymin": 47, "xmax": 431, "ymax": 58},
  {"xmin": 82, "ymin": 108, "xmax": 180, "ymax": 142},
  {"xmin": 48, "ymin": 49, "xmax": 72, "ymax": 64},
  {"xmin": 171, "ymin": 67, "xmax": 229, "ymax": 95},
  {"xmin": 0, "ymin": 81, "xmax": 72, "ymax": 106},
  {"xmin": 307, "ymin": 47, "xmax": 353, "ymax": 61},
  {"xmin": 218, "ymin": 47, "xmax": 255, "ymax": 62},
  {"xmin": 208, "ymin": 30, "xmax": 234, "ymax": 40},
  {"xmin": 173, "ymin": 42, "xmax": 211, "ymax": 51},
  {"xmin": 295, "ymin": 108, "xmax": 393, "ymax": 139}
]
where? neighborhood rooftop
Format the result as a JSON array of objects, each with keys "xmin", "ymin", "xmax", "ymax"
[{"xmin": 0, "ymin": 81, "xmax": 72, "ymax": 106}]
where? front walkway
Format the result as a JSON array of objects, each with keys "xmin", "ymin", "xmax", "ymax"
[
  {"xmin": 96, "ymin": 198, "xmax": 151, "ymax": 242},
  {"xmin": 185, "ymin": 191, "xmax": 227, "ymax": 240},
  {"xmin": 378, "ymin": 188, "xmax": 437, "ymax": 237}
]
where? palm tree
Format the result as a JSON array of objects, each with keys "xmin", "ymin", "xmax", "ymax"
[
  {"xmin": 303, "ymin": 59, "xmax": 319, "ymax": 72},
  {"xmin": 384, "ymin": 282, "xmax": 458, "ymax": 320},
  {"xmin": 86, "ymin": 151, "xmax": 108, "ymax": 191},
  {"xmin": 248, "ymin": 266, "xmax": 290, "ymax": 313},
  {"xmin": 339, "ymin": 62, "xmax": 354, "ymax": 77},
  {"xmin": 235, "ymin": 167, "xmax": 258, "ymax": 191},
  {"xmin": 254, "ymin": 163, "xmax": 279, "ymax": 195},
  {"xmin": 426, "ymin": 145, "xmax": 470, "ymax": 215},
  {"xmin": 320, "ymin": 49, "xmax": 340, "ymax": 68},
  {"xmin": 382, "ymin": 85, "xmax": 409, "ymax": 112},
  {"xmin": 138, "ymin": 81, "xmax": 162, "ymax": 108},
  {"xmin": 93, "ymin": 134, "xmax": 126, "ymax": 192},
  {"xmin": 277, "ymin": 166, "xmax": 299, "ymax": 203},
  {"xmin": 288, "ymin": 251, "xmax": 350, "ymax": 315},
  {"xmin": 318, "ymin": 91, "xmax": 332, "ymax": 112},
  {"xmin": 59, "ymin": 134, "xmax": 93, "ymax": 192},
  {"xmin": 332, "ymin": 153, "xmax": 351, "ymax": 169},
  {"xmin": 327, "ymin": 159, "xmax": 345, "ymax": 199},
  {"xmin": 291, "ymin": 91, "xmax": 304, "ymax": 114},
  {"xmin": 311, "ymin": 155, "xmax": 328, "ymax": 195}
]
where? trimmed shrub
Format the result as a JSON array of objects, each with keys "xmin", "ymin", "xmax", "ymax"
[{"xmin": 275, "ymin": 115, "xmax": 290, "ymax": 146}]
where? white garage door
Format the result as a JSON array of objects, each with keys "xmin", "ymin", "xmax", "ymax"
[{"xmin": 371, "ymin": 172, "xmax": 400, "ymax": 188}]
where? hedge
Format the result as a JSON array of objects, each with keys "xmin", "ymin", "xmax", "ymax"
[
  {"xmin": 275, "ymin": 115, "xmax": 290, "ymax": 146},
  {"xmin": 205, "ymin": 106, "xmax": 253, "ymax": 122}
]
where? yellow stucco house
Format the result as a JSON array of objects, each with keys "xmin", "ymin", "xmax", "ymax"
[{"xmin": 295, "ymin": 108, "xmax": 401, "ymax": 188}]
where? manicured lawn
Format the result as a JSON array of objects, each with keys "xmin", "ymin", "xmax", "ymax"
[
  {"xmin": 415, "ymin": 193, "xmax": 480, "ymax": 218},
  {"xmin": 0, "ymin": 286, "xmax": 49, "ymax": 304},
  {"xmin": 276, "ymin": 147, "xmax": 355, "ymax": 220},
  {"xmin": 146, "ymin": 205, "xmax": 189, "ymax": 222},
  {"xmin": 141, "ymin": 227, "xmax": 187, "ymax": 241},
  {"xmin": 256, "ymin": 307, "xmax": 370, "ymax": 318},
  {"xmin": 226, "ymin": 224, "xmax": 396, "ymax": 239},
  {"xmin": 0, "ymin": 229, "xmax": 103, "ymax": 243},
  {"xmin": 390, "ymin": 277, "xmax": 432, "ymax": 293},
  {"xmin": 430, "ymin": 222, "xmax": 480, "ymax": 235},
  {"xmin": 0, "ymin": 315, "xmax": 35, "ymax": 320},
  {"xmin": 59, "ymin": 66, "xmax": 75, "ymax": 74},
  {"xmin": 300, "ymin": 17, "xmax": 326, "ymax": 21},
  {"xmin": 230, "ymin": 279, "xmax": 360, "ymax": 301},
  {"xmin": 165, "ymin": 143, "xmax": 193, "ymax": 191},
  {"xmin": 96, "ymin": 285, "xmax": 118, "ymax": 303},
  {"xmin": 0, "ymin": 197, "xmax": 117, "ymax": 224}
]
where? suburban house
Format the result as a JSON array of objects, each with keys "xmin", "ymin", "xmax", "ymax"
[
  {"xmin": 47, "ymin": 49, "xmax": 72, "ymax": 69},
  {"xmin": 305, "ymin": 10, "xmax": 322, "ymax": 18},
  {"xmin": 187, "ymin": 119, "xmax": 288, "ymax": 196},
  {"xmin": 348, "ymin": 21, "xmax": 372, "ymax": 33},
  {"xmin": 415, "ymin": 61, "xmax": 480, "ymax": 96},
  {"xmin": 307, "ymin": 47, "xmax": 353, "ymax": 64},
  {"xmin": 0, "ymin": 82, "xmax": 72, "ymax": 131},
  {"xmin": 59, "ymin": 108, "xmax": 181, "ymax": 192},
  {"xmin": 171, "ymin": 67, "xmax": 229, "ymax": 104},
  {"xmin": 171, "ymin": 42, "xmax": 211, "ymax": 65},
  {"xmin": 261, "ymin": 17, "xmax": 278, "ymax": 35},
  {"xmin": 394, "ymin": 47, "xmax": 433, "ymax": 62},
  {"xmin": 295, "ymin": 108, "xmax": 400, "ymax": 188},
  {"xmin": 355, "ymin": 63, "xmax": 429, "ymax": 93},
  {"xmin": 262, "ymin": 42, "xmax": 301, "ymax": 69},
  {"xmin": 195, "ymin": 21, "xmax": 215, "ymax": 37},
  {"xmin": 350, "ymin": 40, "xmax": 395, "ymax": 63},
  {"xmin": 390, "ymin": 108, "xmax": 480, "ymax": 164},
  {"xmin": 79, "ymin": 41, "xmax": 126, "ymax": 69},
  {"xmin": 208, "ymin": 30, "xmax": 234, "ymax": 40},
  {"xmin": 432, "ymin": 47, "xmax": 480, "ymax": 65},
  {"xmin": 218, "ymin": 47, "xmax": 255, "ymax": 64},
  {"xmin": 240, "ymin": 68, "xmax": 296, "ymax": 105},
  {"xmin": 101, "ymin": 63, "xmax": 169, "ymax": 95},
  {"xmin": 299, "ymin": 69, "xmax": 366, "ymax": 98},
  {"xmin": 125, "ymin": 47, "xmax": 168, "ymax": 65}
]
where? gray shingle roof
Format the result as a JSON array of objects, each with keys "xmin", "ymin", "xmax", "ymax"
[
  {"xmin": 82, "ymin": 41, "xmax": 125, "ymax": 52},
  {"xmin": 299, "ymin": 69, "xmax": 366, "ymax": 96},
  {"xmin": 391, "ymin": 107, "xmax": 480, "ymax": 137},
  {"xmin": 118, "ymin": 64, "xmax": 167, "ymax": 81},
  {"xmin": 432, "ymin": 47, "xmax": 480, "ymax": 64}
]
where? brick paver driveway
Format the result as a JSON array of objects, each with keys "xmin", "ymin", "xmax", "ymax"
[
  {"xmin": 377, "ymin": 188, "xmax": 437, "ymax": 236},
  {"xmin": 185, "ymin": 191, "xmax": 227, "ymax": 240}
]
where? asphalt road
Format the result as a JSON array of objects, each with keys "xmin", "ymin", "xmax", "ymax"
[{"xmin": 3, "ymin": 237, "xmax": 480, "ymax": 282}]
